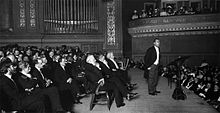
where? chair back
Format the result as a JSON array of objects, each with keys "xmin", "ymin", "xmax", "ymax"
[{"xmin": 90, "ymin": 82, "xmax": 113, "ymax": 111}]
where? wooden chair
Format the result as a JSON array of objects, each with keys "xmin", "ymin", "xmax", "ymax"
[
  {"xmin": 89, "ymin": 82, "xmax": 114, "ymax": 111},
  {"xmin": 118, "ymin": 58, "xmax": 129, "ymax": 70}
]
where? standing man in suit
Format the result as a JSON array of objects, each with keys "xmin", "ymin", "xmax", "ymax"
[{"xmin": 144, "ymin": 38, "xmax": 161, "ymax": 96}]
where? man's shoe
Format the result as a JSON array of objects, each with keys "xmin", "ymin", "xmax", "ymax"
[
  {"xmin": 129, "ymin": 92, "xmax": 138, "ymax": 96},
  {"xmin": 117, "ymin": 103, "xmax": 125, "ymax": 108},
  {"xmin": 126, "ymin": 93, "xmax": 138, "ymax": 100},
  {"xmin": 74, "ymin": 99, "xmax": 83, "ymax": 104},
  {"xmin": 149, "ymin": 93, "xmax": 157, "ymax": 96},
  {"xmin": 56, "ymin": 110, "xmax": 72, "ymax": 113},
  {"xmin": 129, "ymin": 83, "xmax": 137, "ymax": 87},
  {"xmin": 155, "ymin": 90, "xmax": 161, "ymax": 93},
  {"xmin": 127, "ymin": 86, "xmax": 134, "ymax": 91},
  {"xmin": 77, "ymin": 93, "xmax": 87, "ymax": 98},
  {"xmin": 66, "ymin": 111, "xmax": 75, "ymax": 113}
]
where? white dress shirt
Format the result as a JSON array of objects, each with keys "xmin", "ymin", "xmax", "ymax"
[
  {"xmin": 110, "ymin": 58, "xmax": 119, "ymax": 69},
  {"xmin": 153, "ymin": 46, "xmax": 159, "ymax": 65},
  {"xmin": 35, "ymin": 66, "xmax": 45, "ymax": 80}
]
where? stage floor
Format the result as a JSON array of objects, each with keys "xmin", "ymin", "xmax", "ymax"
[{"xmin": 74, "ymin": 68, "xmax": 218, "ymax": 113}]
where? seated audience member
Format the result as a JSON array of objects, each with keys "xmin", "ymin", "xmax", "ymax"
[
  {"xmin": 96, "ymin": 52, "xmax": 138, "ymax": 100},
  {"xmin": 30, "ymin": 58, "xmax": 66, "ymax": 113},
  {"xmin": 131, "ymin": 10, "xmax": 139, "ymax": 20},
  {"xmin": 205, "ymin": 84, "xmax": 219, "ymax": 102},
  {"xmin": 140, "ymin": 9, "xmax": 147, "ymax": 18},
  {"xmin": 53, "ymin": 56, "xmax": 82, "ymax": 105},
  {"xmin": 6, "ymin": 54, "xmax": 17, "ymax": 63},
  {"xmin": 0, "ymin": 59, "xmax": 45, "ymax": 113},
  {"xmin": 147, "ymin": 8, "xmax": 153, "ymax": 17},
  {"xmin": 166, "ymin": 5, "xmax": 174, "ymax": 15},
  {"xmin": 105, "ymin": 51, "xmax": 137, "ymax": 90},
  {"xmin": 128, "ymin": 58, "xmax": 136, "ymax": 68},
  {"xmin": 16, "ymin": 61, "xmax": 65, "ymax": 113},
  {"xmin": 84, "ymin": 54, "xmax": 125, "ymax": 108},
  {"xmin": 70, "ymin": 54, "xmax": 88, "ymax": 96},
  {"xmin": 153, "ymin": 8, "xmax": 160, "ymax": 17},
  {"xmin": 160, "ymin": 8, "xmax": 168, "ymax": 16},
  {"xmin": 0, "ymin": 50, "xmax": 5, "ymax": 63}
]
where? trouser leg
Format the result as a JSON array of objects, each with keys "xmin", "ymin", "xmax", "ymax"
[
  {"xmin": 148, "ymin": 64, "xmax": 157, "ymax": 93},
  {"xmin": 109, "ymin": 77, "xmax": 128, "ymax": 97},
  {"xmin": 42, "ymin": 87, "xmax": 63, "ymax": 112}
]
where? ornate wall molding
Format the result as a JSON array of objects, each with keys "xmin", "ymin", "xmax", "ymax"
[
  {"xmin": 19, "ymin": 0, "xmax": 26, "ymax": 28},
  {"xmin": 128, "ymin": 13, "xmax": 220, "ymax": 37},
  {"xmin": 29, "ymin": 0, "xmax": 36, "ymax": 28},
  {"xmin": 106, "ymin": 0, "xmax": 116, "ymax": 46},
  {"xmin": 129, "ymin": 13, "xmax": 220, "ymax": 28}
]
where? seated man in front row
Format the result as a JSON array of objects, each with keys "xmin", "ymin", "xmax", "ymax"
[
  {"xmin": 84, "ymin": 54, "xmax": 126, "ymax": 108},
  {"xmin": 0, "ymin": 59, "xmax": 45, "ymax": 113},
  {"xmin": 105, "ymin": 51, "xmax": 137, "ymax": 90}
]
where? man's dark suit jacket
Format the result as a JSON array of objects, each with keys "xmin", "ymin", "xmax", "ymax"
[
  {"xmin": 144, "ymin": 46, "xmax": 160, "ymax": 68},
  {"xmin": 106, "ymin": 58, "xmax": 129, "ymax": 83},
  {"xmin": 0, "ymin": 75, "xmax": 43, "ymax": 112},
  {"xmin": 0, "ymin": 75, "xmax": 22, "ymax": 111},
  {"xmin": 83, "ymin": 62, "xmax": 124, "ymax": 106},
  {"xmin": 53, "ymin": 64, "xmax": 72, "ymax": 90},
  {"xmin": 84, "ymin": 63, "xmax": 103, "ymax": 91},
  {"xmin": 97, "ymin": 60, "xmax": 115, "ymax": 79},
  {"xmin": 31, "ymin": 67, "xmax": 47, "ymax": 88},
  {"xmin": 105, "ymin": 58, "xmax": 118, "ymax": 70},
  {"xmin": 97, "ymin": 60, "xmax": 129, "ymax": 96}
]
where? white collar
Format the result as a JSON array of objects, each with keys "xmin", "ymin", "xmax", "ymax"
[
  {"xmin": 4, "ymin": 73, "xmax": 12, "ymax": 80},
  {"xmin": 21, "ymin": 71, "xmax": 32, "ymax": 78},
  {"xmin": 154, "ymin": 45, "xmax": 159, "ymax": 49},
  {"xmin": 35, "ymin": 66, "xmax": 41, "ymax": 72}
]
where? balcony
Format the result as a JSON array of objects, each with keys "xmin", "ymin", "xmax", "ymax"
[{"xmin": 128, "ymin": 13, "xmax": 220, "ymax": 37}]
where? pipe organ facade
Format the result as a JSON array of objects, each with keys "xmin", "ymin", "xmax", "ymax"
[
  {"xmin": 0, "ymin": 0, "xmax": 123, "ymax": 56},
  {"xmin": 43, "ymin": 0, "xmax": 99, "ymax": 34}
]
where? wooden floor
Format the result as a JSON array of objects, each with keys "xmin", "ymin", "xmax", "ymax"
[{"xmin": 73, "ymin": 68, "xmax": 218, "ymax": 113}]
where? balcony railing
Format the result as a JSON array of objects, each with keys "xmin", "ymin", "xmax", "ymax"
[{"xmin": 128, "ymin": 13, "xmax": 220, "ymax": 37}]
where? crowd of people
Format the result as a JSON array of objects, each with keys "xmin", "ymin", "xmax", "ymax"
[
  {"xmin": 131, "ymin": 5, "xmax": 217, "ymax": 20},
  {"xmin": 0, "ymin": 44, "xmax": 138, "ymax": 113},
  {"xmin": 161, "ymin": 62, "xmax": 220, "ymax": 112}
]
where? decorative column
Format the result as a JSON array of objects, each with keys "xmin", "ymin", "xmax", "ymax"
[
  {"xmin": 106, "ymin": 0, "xmax": 116, "ymax": 46},
  {"xmin": 105, "ymin": 0, "xmax": 123, "ymax": 56},
  {"xmin": 19, "ymin": 0, "xmax": 26, "ymax": 29},
  {"xmin": 29, "ymin": 0, "xmax": 36, "ymax": 28}
]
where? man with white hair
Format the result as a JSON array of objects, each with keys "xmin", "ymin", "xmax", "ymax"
[
  {"xmin": 84, "ymin": 54, "xmax": 126, "ymax": 108},
  {"xmin": 0, "ymin": 50, "xmax": 5, "ymax": 62},
  {"xmin": 105, "ymin": 51, "xmax": 136, "ymax": 90}
]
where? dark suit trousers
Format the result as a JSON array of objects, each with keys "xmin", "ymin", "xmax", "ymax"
[
  {"xmin": 101, "ymin": 82, "xmax": 123, "ymax": 107},
  {"xmin": 148, "ymin": 64, "xmax": 159, "ymax": 93},
  {"xmin": 114, "ymin": 70, "xmax": 130, "ymax": 85},
  {"xmin": 108, "ymin": 76, "xmax": 128, "ymax": 97},
  {"xmin": 40, "ymin": 87, "xmax": 63, "ymax": 112},
  {"xmin": 21, "ymin": 95, "xmax": 45, "ymax": 113}
]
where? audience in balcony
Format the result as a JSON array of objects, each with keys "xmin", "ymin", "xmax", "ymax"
[
  {"xmin": 131, "ymin": 4, "xmax": 218, "ymax": 20},
  {"xmin": 131, "ymin": 10, "xmax": 139, "ymax": 20},
  {"xmin": 140, "ymin": 10, "xmax": 147, "ymax": 19}
]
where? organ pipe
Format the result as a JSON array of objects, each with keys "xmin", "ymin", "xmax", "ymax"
[{"xmin": 43, "ymin": 0, "xmax": 99, "ymax": 33}]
